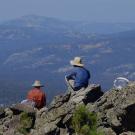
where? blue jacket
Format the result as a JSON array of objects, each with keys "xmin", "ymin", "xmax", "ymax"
[{"xmin": 66, "ymin": 66, "xmax": 90, "ymax": 88}]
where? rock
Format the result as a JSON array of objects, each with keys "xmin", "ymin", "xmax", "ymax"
[
  {"xmin": 87, "ymin": 82, "xmax": 135, "ymax": 135},
  {"xmin": 34, "ymin": 84, "xmax": 103, "ymax": 135},
  {"xmin": 0, "ymin": 107, "xmax": 35, "ymax": 135},
  {"xmin": 36, "ymin": 107, "xmax": 48, "ymax": 118},
  {"xmin": 120, "ymin": 131, "xmax": 135, "ymax": 135},
  {"xmin": 39, "ymin": 122, "xmax": 57, "ymax": 135},
  {"xmin": 10, "ymin": 103, "xmax": 36, "ymax": 115},
  {"xmin": 1, "ymin": 82, "xmax": 135, "ymax": 135},
  {"xmin": 102, "ymin": 128, "xmax": 116, "ymax": 135},
  {"xmin": 5, "ymin": 108, "xmax": 13, "ymax": 118},
  {"xmin": 60, "ymin": 128, "xmax": 69, "ymax": 135},
  {"xmin": 0, "ymin": 108, "xmax": 5, "ymax": 119}
]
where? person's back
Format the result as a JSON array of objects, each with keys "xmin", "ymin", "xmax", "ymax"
[
  {"xmin": 74, "ymin": 66, "xmax": 90, "ymax": 88},
  {"xmin": 66, "ymin": 57, "xmax": 90, "ymax": 91},
  {"xmin": 27, "ymin": 88, "xmax": 46, "ymax": 109},
  {"xmin": 27, "ymin": 80, "xmax": 46, "ymax": 109}
]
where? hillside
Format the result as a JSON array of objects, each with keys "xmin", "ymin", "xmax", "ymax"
[{"xmin": 0, "ymin": 15, "xmax": 135, "ymax": 105}]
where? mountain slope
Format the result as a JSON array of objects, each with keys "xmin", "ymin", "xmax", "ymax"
[{"xmin": 0, "ymin": 15, "xmax": 135, "ymax": 105}]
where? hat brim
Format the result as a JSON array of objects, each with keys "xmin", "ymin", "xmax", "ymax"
[
  {"xmin": 32, "ymin": 84, "xmax": 44, "ymax": 87},
  {"xmin": 70, "ymin": 60, "xmax": 84, "ymax": 67}
]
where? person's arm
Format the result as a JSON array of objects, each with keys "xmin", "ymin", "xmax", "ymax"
[
  {"xmin": 88, "ymin": 70, "xmax": 91, "ymax": 79},
  {"xmin": 42, "ymin": 93, "xmax": 46, "ymax": 106},
  {"xmin": 66, "ymin": 69, "xmax": 76, "ymax": 80},
  {"xmin": 27, "ymin": 90, "xmax": 32, "ymax": 100}
]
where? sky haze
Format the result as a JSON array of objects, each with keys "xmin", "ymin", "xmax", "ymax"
[{"xmin": 0, "ymin": 0, "xmax": 135, "ymax": 22}]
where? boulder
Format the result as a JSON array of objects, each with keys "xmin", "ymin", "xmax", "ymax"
[
  {"xmin": 87, "ymin": 82, "xmax": 135, "ymax": 135},
  {"xmin": 10, "ymin": 103, "xmax": 36, "ymax": 115}
]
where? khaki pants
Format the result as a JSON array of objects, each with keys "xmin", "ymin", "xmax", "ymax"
[
  {"xmin": 66, "ymin": 79, "xmax": 74, "ymax": 92},
  {"xmin": 66, "ymin": 79, "xmax": 85, "ymax": 92}
]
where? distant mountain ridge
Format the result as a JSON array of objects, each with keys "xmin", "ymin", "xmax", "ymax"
[{"xmin": 2, "ymin": 15, "xmax": 135, "ymax": 34}]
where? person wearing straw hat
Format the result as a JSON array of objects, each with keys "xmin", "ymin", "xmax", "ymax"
[
  {"xmin": 65, "ymin": 57, "xmax": 90, "ymax": 91},
  {"xmin": 26, "ymin": 80, "xmax": 46, "ymax": 109}
]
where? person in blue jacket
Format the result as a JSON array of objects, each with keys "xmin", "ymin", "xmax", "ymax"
[{"xmin": 65, "ymin": 57, "xmax": 90, "ymax": 91}]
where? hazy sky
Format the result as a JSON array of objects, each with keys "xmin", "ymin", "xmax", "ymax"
[{"xmin": 0, "ymin": 0, "xmax": 135, "ymax": 22}]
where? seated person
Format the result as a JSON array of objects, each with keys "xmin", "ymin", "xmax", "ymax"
[
  {"xmin": 25, "ymin": 80, "xmax": 46, "ymax": 109},
  {"xmin": 65, "ymin": 57, "xmax": 90, "ymax": 91}
]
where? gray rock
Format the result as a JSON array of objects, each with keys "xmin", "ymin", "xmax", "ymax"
[
  {"xmin": 5, "ymin": 108, "xmax": 13, "ymax": 118},
  {"xmin": 120, "ymin": 131, "xmax": 135, "ymax": 135},
  {"xmin": 0, "ymin": 108, "xmax": 5, "ymax": 119},
  {"xmin": 60, "ymin": 128, "xmax": 69, "ymax": 135},
  {"xmin": 10, "ymin": 103, "xmax": 36, "ymax": 115},
  {"xmin": 87, "ymin": 82, "xmax": 135, "ymax": 135},
  {"xmin": 3, "ymin": 83, "xmax": 135, "ymax": 134},
  {"xmin": 34, "ymin": 84, "xmax": 103, "ymax": 135},
  {"xmin": 36, "ymin": 107, "xmax": 48, "ymax": 118},
  {"xmin": 102, "ymin": 128, "xmax": 116, "ymax": 135}
]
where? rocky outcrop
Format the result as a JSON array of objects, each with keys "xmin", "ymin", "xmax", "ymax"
[
  {"xmin": 0, "ymin": 82, "xmax": 135, "ymax": 135},
  {"xmin": 0, "ymin": 106, "xmax": 35, "ymax": 135},
  {"xmin": 87, "ymin": 82, "xmax": 135, "ymax": 135},
  {"xmin": 32, "ymin": 84, "xmax": 102, "ymax": 135},
  {"xmin": 0, "ymin": 84, "xmax": 103, "ymax": 135}
]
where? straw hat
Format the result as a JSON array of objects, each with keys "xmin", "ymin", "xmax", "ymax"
[
  {"xmin": 32, "ymin": 80, "xmax": 44, "ymax": 87},
  {"xmin": 70, "ymin": 57, "xmax": 84, "ymax": 67}
]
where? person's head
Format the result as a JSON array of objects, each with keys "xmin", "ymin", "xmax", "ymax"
[
  {"xmin": 32, "ymin": 80, "xmax": 44, "ymax": 89},
  {"xmin": 35, "ymin": 86, "xmax": 41, "ymax": 89},
  {"xmin": 70, "ymin": 57, "xmax": 84, "ymax": 67}
]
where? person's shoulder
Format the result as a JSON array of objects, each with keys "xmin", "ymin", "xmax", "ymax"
[
  {"xmin": 29, "ymin": 88, "xmax": 38, "ymax": 93},
  {"xmin": 28, "ymin": 89, "xmax": 34, "ymax": 92},
  {"xmin": 78, "ymin": 67, "xmax": 85, "ymax": 70},
  {"xmin": 74, "ymin": 66, "xmax": 81, "ymax": 72},
  {"xmin": 27, "ymin": 89, "xmax": 35, "ymax": 96},
  {"xmin": 86, "ymin": 68, "xmax": 89, "ymax": 72},
  {"xmin": 75, "ymin": 66, "xmax": 81, "ymax": 70},
  {"xmin": 70, "ymin": 66, "xmax": 77, "ymax": 72},
  {"xmin": 83, "ymin": 67, "xmax": 90, "ymax": 73},
  {"xmin": 39, "ymin": 89, "xmax": 45, "ymax": 94}
]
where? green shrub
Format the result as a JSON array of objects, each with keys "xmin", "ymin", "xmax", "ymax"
[
  {"xmin": 80, "ymin": 125, "xmax": 91, "ymax": 135},
  {"xmin": 18, "ymin": 112, "xmax": 33, "ymax": 135},
  {"xmin": 72, "ymin": 105, "xmax": 104, "ymax": 135}
]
